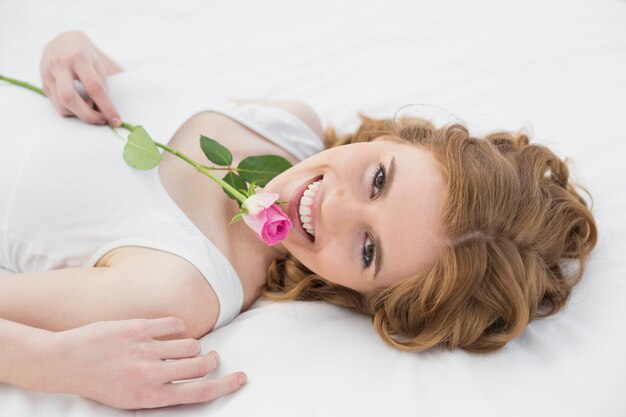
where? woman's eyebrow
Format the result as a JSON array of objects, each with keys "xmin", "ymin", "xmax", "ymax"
[{"xmin": 374, "ymin": 155, "xmax": 396, "ymax": 280}]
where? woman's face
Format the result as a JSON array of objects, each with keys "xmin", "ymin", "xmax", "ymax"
[{"xmin": 264, "ymin": 136, "xmax": 447, "ymax": 293}]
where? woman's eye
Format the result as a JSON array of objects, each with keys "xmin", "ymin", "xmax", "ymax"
[
  {"xmin": 370, "ymin": 163, "xmax": 386, "ymax": 198},
  {"xmin": 361, "ymin": 163, "xmax": 385, "ymax": 270},
  {"xmin": 362, "ymin": 235, "xmax": 375, "ymax": 269}
]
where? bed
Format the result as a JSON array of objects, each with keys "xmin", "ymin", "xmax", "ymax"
[{"xmin": 1, "ymin": 0, "xmax": 625, "ymax": 416}]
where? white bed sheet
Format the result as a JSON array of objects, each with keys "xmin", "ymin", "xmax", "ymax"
[{"xmin": 1, "ymin": 0, "xmax": 625, "ymax": 416}]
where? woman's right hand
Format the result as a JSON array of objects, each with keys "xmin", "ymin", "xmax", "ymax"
[
  {"xmin": 45, "ymin": 317, "xmax": 247, "ymax": 410},
  {"xmin": 40, "ymin": 30, "xmax": 122, "ymax": 127}
]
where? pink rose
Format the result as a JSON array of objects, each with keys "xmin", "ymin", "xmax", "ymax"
[{"xmin": 242, "ymin": 192, "xmax": 292, "ymax": 245}]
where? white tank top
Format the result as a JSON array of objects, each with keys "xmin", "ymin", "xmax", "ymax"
[{"xmin": 0, "ymin": 70, "xmax": 324, "ymax": 328}]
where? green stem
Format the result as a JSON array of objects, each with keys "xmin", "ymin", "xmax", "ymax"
[
  {"xmin": 0, "ymin": 74, "xmax": 46, "ymax": 96},
  {"xmin": 121, "ymin": 121, "xmax": 136, "ymax": 131},
  {"xmin": 1, "ymin": 74, "xmax": 249, "ymax": 204},
  {"xmin": 153, "ymin": 141, "xmax": 247, "ymax": 202}
]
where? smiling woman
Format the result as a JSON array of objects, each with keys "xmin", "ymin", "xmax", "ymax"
[{"xmin": 264, "ymin": 114, "xmax": 598, "ymax": 354}]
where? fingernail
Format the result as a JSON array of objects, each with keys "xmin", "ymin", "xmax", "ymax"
[
  {"xmin": 112, "ymin": 117, "xmax": 120, "ymax": 127},
  {"xmin": 238, "ymin": 374, "xmax": 247, "ymax": 385},
  {"xmin": 212, "ymin": 351, "xmax": 220, "ymax": 361}
]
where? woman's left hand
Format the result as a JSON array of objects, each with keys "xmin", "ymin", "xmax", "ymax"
[{"xmin": 42, "ymin": 317, "xmax": 246, "ymax": 409}]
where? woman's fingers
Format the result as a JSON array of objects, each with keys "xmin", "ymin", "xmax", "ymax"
[
  {"xmin": 145, "ymin": 316, "xmax": 187, "ymax": 338},
  {"xmin": 161, "ymin": 372, "xmax": 247, "ymax": 407},
  {"xmin": 73, "ymin": 59, "xmax": 120, "ymax": 126},
  {"xmin": 52, "ymin": 68, "xmax": 106, "ymax": 125},
  {"xmin": 41, "ymin": 72, "xmax": 72, "ymax": 117},
  {"xmin": 45, "ymin": 84, "xmax": 73, "ymax": 117},
  {"xmin": 165, "ymin": 351, "xmax": 221, "ymax": 382},
  {"xmin": 157, "ymin": 338, "xmax": 202, "ymax": 359},
  {"xmin": 40, "ymin": 71, "xmax": 54, "ymax": 100}
]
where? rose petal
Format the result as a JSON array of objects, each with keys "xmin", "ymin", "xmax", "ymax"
[
  {"xmin": 242, "ymin": 210, "xmax": 268, "ymax": 237},
  {"xmin": 243, "ymin": 192, "xmax": 280, "ymax": 216}
]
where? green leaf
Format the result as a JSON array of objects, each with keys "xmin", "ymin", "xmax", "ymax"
[
  {"xmin": 237, "ymin": 155, "xmax": 293, "ymax": 187},
  {"xmin": 222, "ymin": 172, "xmax": 248, "ymax": 206},
  {"xmin": 200, "ymin": 135, "xmax": 232, "ymax": 166},
  {"xmin": 229, "ymin": 212, "xmax": 244, "ymax": 225},
  {"xmin": 123, "ymin": 126, "xmax": 163, "ymax": 170}
]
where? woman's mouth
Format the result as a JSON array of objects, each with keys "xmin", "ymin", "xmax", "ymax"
[{"xmin": 289, "ymin": 175, "xmax": 323, "ymax": 243}]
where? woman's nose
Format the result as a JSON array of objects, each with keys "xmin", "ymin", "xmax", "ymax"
[{"xmin": 320, "ymin": 184, "xmax": 362, "ymax": 232}]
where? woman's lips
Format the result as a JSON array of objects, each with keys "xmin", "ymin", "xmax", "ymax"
[{"xmin": 289, "ymin": 175, "xmax": 322, "ymax": 242}]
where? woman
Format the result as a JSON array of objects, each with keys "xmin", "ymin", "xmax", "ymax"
[{"xmin": 0, "ymin": 30, "xmax": 598, "ymax": 408}]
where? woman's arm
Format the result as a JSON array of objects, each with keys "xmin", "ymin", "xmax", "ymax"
[
  {"xmin": 0, "ymin": 252, "xmax": 219, "ymax": 339},
  {"xmin": 40, "ymin": 30, "xmax": 123, "ymax": 127},
  {"xmin": 0, "ymin": 317, "xmax": 246, "ymax": 409}
]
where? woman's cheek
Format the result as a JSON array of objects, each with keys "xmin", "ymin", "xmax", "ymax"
[{"xmin": 298, "ymin": 251, "xmax": 327, "ymax": 280}]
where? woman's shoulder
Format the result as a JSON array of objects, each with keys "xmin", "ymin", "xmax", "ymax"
[{"xmin": 230, "ymin": 99, "xmax": 324, "ymax": 140}]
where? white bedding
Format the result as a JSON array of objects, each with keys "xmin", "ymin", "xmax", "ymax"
[{"xmin": 1, "ymin": 0, "xmax": 626, "ymax": 416}]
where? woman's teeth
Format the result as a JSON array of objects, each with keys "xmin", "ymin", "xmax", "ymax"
[{"xmin": 299, "ymin": 179, "xmax": 322, "ymax": 237}]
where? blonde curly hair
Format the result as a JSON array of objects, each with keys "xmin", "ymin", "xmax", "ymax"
[{"xmin": 263, "ymin": 114, "xmax": 598, "ymax": 354}]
